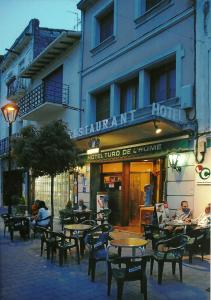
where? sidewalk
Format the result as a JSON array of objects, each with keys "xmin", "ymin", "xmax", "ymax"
[{"xmin": 0, "ymin": 210, "xmax": 210, "ymax": 300}]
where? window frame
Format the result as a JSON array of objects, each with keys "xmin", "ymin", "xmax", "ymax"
[
  {"xmin": 91, "ymin": 1, "xmax": 116, "ymax": 55},
  {"xmin": 149, "ymin": 61, "xmax": 176, "ymax": 103}
]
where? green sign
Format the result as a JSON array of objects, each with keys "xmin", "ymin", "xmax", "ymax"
[{"xmin": 87, "ymin": 139, "xmax": 192, "ymax": 162}]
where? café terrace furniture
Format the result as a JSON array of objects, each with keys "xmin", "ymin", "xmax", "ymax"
[
  {"xmin": 107, "ymin": 251, "xmax": 150, "ymax": 300},
  {"xmin": 186, "ymin": 227, "xmax": 208, "ymax": 263},
  {"xmin": 110, "ymin": 238, "xmax": 148, "ymax": 257},
  {"xmin": 48, "ymin": 231, "xmax": 80, "ymax": 265},
  {"xmin": 94, "ymin": 208, "xmax": 111, "ymax": 225},
  {"xmin": 150, "ymin": 234, "xmax": 188, "ymax": 284},
  {"xmin": 8, "ymin": 215, "xmax": 30, "ymax": 241},
  {"xmin": 72, "ymin": 209, "xmax": 92, "ymax": 223},
  {"xmin": 1, "ymin": 213, "xmax": 10, "ymax": 237},
  {"xmin": 85, "ymin": 224, "xmax": 114, "ymax": 282},
  {"xmin": 32, "ymin": 215, "xmax": 51, "ymax": 238},
  {"xmin": 64, "ymin": 223, "xmax": 93, "ymax": 256}
]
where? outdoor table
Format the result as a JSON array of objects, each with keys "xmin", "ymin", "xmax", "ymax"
[
  {"xmin": 9, "ymin": 215, "xmax": 30, "ymax": 241},
  {"xmin": 110, "ymin": 238, "xmax": 148, "ymax": 257},
  {"xmin": 64, "ymin": 223, "xmax": 92, "ymax": 255},
  {"xmin": 165, "ymin": 220, "xmax": 195, "ymax": 234},
  {"xmin": 109, "ymin": 230, "xmax": 141, "ymax": 240}
]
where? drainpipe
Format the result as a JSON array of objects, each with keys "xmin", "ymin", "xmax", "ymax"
[{"xmin": 79, "ymin": 11, "xmax": 85, "ymax": 128}]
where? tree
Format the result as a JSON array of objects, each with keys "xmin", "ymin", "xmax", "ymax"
[{"xmin": 12, "ymin": 120, "xmax": 84, "ymax": 229}]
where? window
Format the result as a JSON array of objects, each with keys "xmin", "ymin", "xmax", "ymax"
[
  {"xmin": 120, "ymin": 78, "xmax": 139, "ymax": 113},
  {"xmin": 150, "ymin": 61, "xmax": 176, "ymax": 103},
  {"xmin": 98, "ymin": 6, "xmax": 114, "ymax": 43},
  {"xmin": 146, "ymin": 0, "xmax": 162, "ymax": 11},
  {"xmin": 96, "ymin": 90, "xmax": 110, "ymax": 121},
  {"xmin": 6, "ymin": 76, "xmax": 16, "ymax": 97}
]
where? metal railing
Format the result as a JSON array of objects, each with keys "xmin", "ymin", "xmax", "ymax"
[
  {"xmin": 7, "ymin": 78, "xmax": 27, "ymax": 99},
  {"xmin": 0, "ymin": 137, "xmax": 9, "ymax": 156},
  {"xmin": 19, "ymin": 81, "xmax": 69, "ymax": 117}
]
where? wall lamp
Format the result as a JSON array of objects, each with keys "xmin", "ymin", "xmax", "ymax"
[
  {"xmin": 168, "ymin": 153, "xmax": 181, "ymax": 172},
  {"xmin": 153, "ymin": 120, "xmax": 162, "ymax": 134},
  {"xmin": 87, "ymin": 137, "xmax": 100, "ymax": 155}
]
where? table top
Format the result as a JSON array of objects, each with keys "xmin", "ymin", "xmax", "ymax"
[
  {"xmin": 73, "ymin": 210, "xmax": 92, "ymax": 214},
  {"xmin": 110, "ymin": 231, "xmax": 141, "ymax": 240},
  {"xmin": 64, "ymin": 224, "xmax": 92, "ymax": 231},
  {"xmin": 110, "ymin": 238, "xmax": 148, "ymax": 248},
  {"xmin": 165, "ymin": 221, "xmax": 193, "ymax": 226}
]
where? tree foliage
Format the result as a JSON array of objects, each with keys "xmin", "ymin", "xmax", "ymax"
[{"xmin": 12, "ymin": 120, "xmax": 84, "ymax": 177}]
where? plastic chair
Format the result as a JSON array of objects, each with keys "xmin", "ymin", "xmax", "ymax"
[
  {"xmin": 187, "ymin": 227, "xmax": 208, "ymax": 263},
  {"xmin": 32, "ymin": 215, "xmax": 51, "ymax": 238},
  {"xmin": 8, "ymin": 216, "xmax": 30, "ymax": 241},
  {"xmin": 150, "ymin": 234, "xmax": 188, "ymax": 284},
  {"xmin": 49, "ymin": 231, "xmax": 80, "ymax": 265},
  {"xmin": 85, "ymin": 224, "xmax": 113, "ymax": 282},
  {"xmin": 107, "ymin": 252, "xmax": 151, "ymax": 300}
]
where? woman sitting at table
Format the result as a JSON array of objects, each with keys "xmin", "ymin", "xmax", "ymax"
[{"xmin": 31, "ymin": 201, "xmax": 50, "ymax": 227}]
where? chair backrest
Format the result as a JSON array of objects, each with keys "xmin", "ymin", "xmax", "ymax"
[
  {"xmin": 82, "ymin": 219, "xmax": 97, "ymax": 226},
  {"xmin": 188, "ymin": 227, "xmax": 207, "ymax": 243},
  {"xmin": 109, "ymin": 255, "xmax": 150, "ymax": 280},
  {"xmin": 155, "ymin": 234, "xmax": 188, "ymax": 257}
]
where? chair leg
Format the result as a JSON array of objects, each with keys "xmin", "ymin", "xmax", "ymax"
[
  {"xmin": 141, "ymin": 274, "xmax": 147, "ymax": 300},
  {"xmin": 158, "ymin": 261, "xmax": 164, "ymax": 284},
  {"xmin": 91, "ymin": 260, "xmax": 96, "ymax": 282},
  {"xmin": 107, "ymin": 262, "xmax": 112, "ymax": 296},
  {"xmin": 88, "ymin": 257, "xmax": 91, "ymax": 275},
  {"xmin": 40, "ymin": 239, "xmax": 44, "ymax": 256},
  {"xmin": 189, "ymin": 248, "xmax": 193, "ymax": 264},
  {"xmin": 150, "ymin": 258, "xmax": 154, "ymax": 275},
  {"xmin": 179, "ymin": 260, "xmax": 183, "ymax": 282},
  {"xmin": 59, "ymin": 248, "xmax": 64, "ymax": 266},
  {"xmin": 76, "ymin": 241, "xmax": 80, "ymax": 264},
  {"xmin": 172, "ymin": 261, "xmax": 176, "ymax": 274},
  {"xmin": 117, "ymin": 280, "xmax": 124, "ymax": 300}
]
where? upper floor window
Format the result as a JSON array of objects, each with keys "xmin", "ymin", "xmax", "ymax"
[
  {"xmin": 98, "ymin": 8, "xmax": 114, "ymax": 43},
  {"xmin": 120, "ymin": 78, "xmax": 139, "ymax": 113},
  {"xmin": 96, "ymin": 90, "xmax": 110, "ymax": 121},
  {"xmin": 146, "ymin": 0, "xmax": 162, "ymax": 11},
  {"xmin": 150, "ymin": 61, "xmax": 176, "ymax": 103}
]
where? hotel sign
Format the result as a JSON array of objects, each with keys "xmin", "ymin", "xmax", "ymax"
[
  {"xmin": 72, "ymin": 102, "xmax": 185, "ymax": 139},
  {"xmin": 87, "ymin": 139, "xmax": 191, "ymax": 162}
]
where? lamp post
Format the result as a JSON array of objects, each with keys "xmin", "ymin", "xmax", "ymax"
[{"xmin": 1, "ymin": 102, "xmax": 19, "ymax": 214}]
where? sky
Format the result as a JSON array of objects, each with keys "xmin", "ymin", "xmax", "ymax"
[{"xmin": 0, "ymin": 0, "xmax": 81, "ymax": 55}]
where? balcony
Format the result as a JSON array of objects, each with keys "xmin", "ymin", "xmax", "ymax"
[
  {"xmin": 0, "ymin": 137, "xmax": 9, "ymax": 157},
  {"xmin": 18, "ymin": 81, "xmax": 69, "ymax": 121},
  {"xmin": 7, "ymin": 77, "xmax": 27, "ymax": 101}
]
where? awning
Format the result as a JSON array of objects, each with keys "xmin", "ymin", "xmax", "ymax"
[
  {"xmin": 20, "ymin": 31, "xmax": 81, "ymax": 78},
  {"xmin": 75, "ymin": 117, "xmax": 195, "ymax": 153}
]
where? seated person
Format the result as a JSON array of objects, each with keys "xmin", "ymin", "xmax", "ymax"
[
  {"xmin": 31, "ymin": 199, "xmax": 40, "ymax": 216},
  {"xmin": 192, "ymin": 203, "xmax": 211, "ymax": 228},
  {"xmin": 74, "ymin": 199, "xmax": 87, "ymax": 211},
  {"xmin": 31, "ymin": 201, "xmax": 50, "ymax": 227},
  {"xmin": 165, "ymin": 200, "xmax": 192, "ymax": 233}
]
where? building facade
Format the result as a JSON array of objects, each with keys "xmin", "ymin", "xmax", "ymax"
[
  {"xmin": 0, "ymin": 19, "xmax": 82, "ymax": 215},
  {"xmin": 0, "ymin": 1, "xmax": 210, "ymax": 226},
  {"xmin": 75, "ymin": 0, "xmax": 210, "ymax": 227}
]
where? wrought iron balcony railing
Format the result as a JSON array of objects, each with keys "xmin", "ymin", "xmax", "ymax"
[
  {"xmin": 18, "ymin": 80, "xmax": 69, "ymax": 117},
  {"xmin": 0, "ymin": 137, "xmax": 9, "ymax": 156},
  {"xmin": 7, "ymin": 77, "xmax": 28, "ymax": 100}
]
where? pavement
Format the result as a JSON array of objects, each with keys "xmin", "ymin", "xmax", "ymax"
[{"xmin": 0, "ymin": 207, "xmax": 210, "ymax": 300}]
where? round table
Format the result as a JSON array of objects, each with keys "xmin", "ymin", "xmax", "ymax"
[
  {"xmin": 110, "ymin": 238, "xmax": 148, "ymax": 256},
  {"xmin": 64, "ymin": 224, "xmax": 92, "ymax": 255},
  {"xmin": 110, "ymin": 231, "xmax": 140, "ymax": 240},
  {"xmin": 64, "ymin": 224, "xmax": 92, "ymax": 231}
]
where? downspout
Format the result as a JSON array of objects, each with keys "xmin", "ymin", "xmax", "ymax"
[{"xmin": 79, "ymin": 11, "xmax": 85, "ymax": 127}]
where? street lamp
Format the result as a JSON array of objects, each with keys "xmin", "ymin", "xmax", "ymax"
[{"xmin": 1, "ymin": 102, "xmax": 19, "ymax": 214}]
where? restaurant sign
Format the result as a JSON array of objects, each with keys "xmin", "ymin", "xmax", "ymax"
[{"xmin": 87, "ymin": 139, "xmax": 191, "ymax": 162}]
